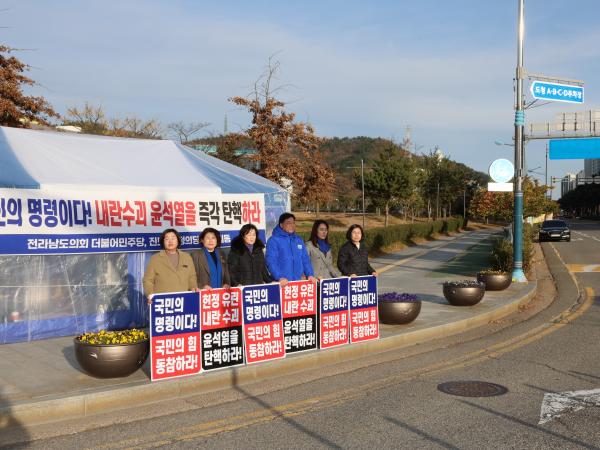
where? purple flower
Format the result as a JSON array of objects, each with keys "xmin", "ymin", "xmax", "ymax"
[{"xmin": 379, "ymin": 292, "xmax": 420, "ymax": 302}]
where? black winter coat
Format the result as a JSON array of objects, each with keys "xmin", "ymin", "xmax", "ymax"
[
  {"xmin": 227, "ymin": 238, "xmax": 273, "ymax": 286},
  {"xmin": 337, "ymin": 241, "xmax": 375, "ymax": 276}
]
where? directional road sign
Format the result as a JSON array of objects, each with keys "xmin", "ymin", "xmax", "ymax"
[
  {"xmin": 549, "ymin": 138, "xmax": 600, "ymax": 160},
  {"xmin": 530, "ymin": 81, "xmax": 584, "ymax": 104}
]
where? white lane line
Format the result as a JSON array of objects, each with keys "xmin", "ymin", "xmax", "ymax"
[
  {"xmin": 539, "ymin": 388, "xmax": 600, "ymax": 425},
  {"xmin": 573, "ymin": 230, "xmax": 600, "ymax": 243}
]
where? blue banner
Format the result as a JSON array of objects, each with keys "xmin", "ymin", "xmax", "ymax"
[
  {"xmin": 320, "ymin": 278, "xmax": 349, "ymax": 314},
  {"xmin": 241, "ymin": 284, "xmax": 282, "ymax": 324},
  {"xmin": 0, "ymin": 230, "xmax": 266, "ymax": 255},
  {"xmin": 349, "ymin": 276, "xmax": 378, "ymax": 309},
  {"xmin": 150, "ymin": 291, "xmax": 200, "ymax": 338}
]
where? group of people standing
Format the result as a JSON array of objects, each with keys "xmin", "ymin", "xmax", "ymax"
[{"xmin": 143, "ymin": 213, "xmax": 377, "ymax": 301}]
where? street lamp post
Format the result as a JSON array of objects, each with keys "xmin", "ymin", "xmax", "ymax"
[
  {"xmin": 434, "ymin": 148, "xmax": 444, "ymax": 220},
  {"xmin": 512, "ymin": 0, "xmax": 527, "ymax": 282}
]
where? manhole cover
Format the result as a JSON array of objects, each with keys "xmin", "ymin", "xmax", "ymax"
[{"xmin": 437, "ymin": 381, "xmax": 508, "ymax": 397}]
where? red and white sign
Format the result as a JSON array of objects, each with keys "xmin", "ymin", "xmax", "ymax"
[
  {"xmin": 200, "ymin": 287, "xmax": 245, "ymax": 370},
  {"xmin": 242, "ymin": 284, "xmax": 285, "ymax": 364},
  {"xmin": 349, "ymin": 276, "xmax": 379, "ymax": 343},
  {"xmin": 319, "ymin": 278, "xmax": 350, "ymax": 349},
  {"xmin": 281, "ymin": 280, "xmax": 317, "ymax": 353},
  {"xmin": 150, "ymin": 291, "xmax": 201, "ymax": 381}
]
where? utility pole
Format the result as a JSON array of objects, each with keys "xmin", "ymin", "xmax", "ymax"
[
  {"xmin": 512, "ymin": 0, "xmax": 528, "ymax": 283},
  {"xmin": 361, "ymin": 159, "xmax": 365, "ymax": 229}
]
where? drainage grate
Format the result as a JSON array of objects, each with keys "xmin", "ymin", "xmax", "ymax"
[{"xmin": 437, "ymin": 381, "xmax": 508, "ymax": 397}]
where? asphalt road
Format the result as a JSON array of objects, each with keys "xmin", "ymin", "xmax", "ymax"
[{"xmin": 7, "ymin": 220, "xmax": 600, "ymax": 450}]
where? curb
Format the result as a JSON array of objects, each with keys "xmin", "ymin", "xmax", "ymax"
[{"xmin": 1, "ymin": 280, "xmax": 536, "ymax": 428}]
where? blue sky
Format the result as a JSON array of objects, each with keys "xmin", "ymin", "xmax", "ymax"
[{"xmin": 4, "ymin": 1, "xmax": 600, "ymax": 197}]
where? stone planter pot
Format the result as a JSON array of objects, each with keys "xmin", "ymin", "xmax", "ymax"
[
  {"xmin": 378, "ymin": 300, "xmax": 421, "ymax": 325},
  {"xmin": 477, "ymin": 272, "xmax": 511, "ymax": 291},
  {"xmin": 442, "ymin": 284, "xmax": 485, "ymax": 306},
  {"xmin": 74, "ymin": 338, "xmax": 149, "ymax": 378}
]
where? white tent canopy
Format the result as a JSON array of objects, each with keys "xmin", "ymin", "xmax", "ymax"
[
  {"xmin": 0, "ymin": 126, "xmax": 285, "ymax": 196},
  {"xmin": 0, "ymin": 126, "xmax": 289, "ymax": 344}
]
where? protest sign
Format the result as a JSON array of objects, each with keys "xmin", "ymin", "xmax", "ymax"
[
  {"xmin": 281, "ymin": 280, "xmax": 317, "ymax": 353},
  {"xmin": 150, "ymin": 291, "xmax": 201, "ymax": 381}
]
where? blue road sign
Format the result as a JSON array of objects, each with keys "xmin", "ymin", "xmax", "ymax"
[
  {"xmin": 549, "ymin": 138, "xmax": 600, "ymax": 160},
  {"xmin": 530, "ymin": 81, "xmax": 584, "ymax": 104}
]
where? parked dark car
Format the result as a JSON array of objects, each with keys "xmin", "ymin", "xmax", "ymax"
[{"xmin": 539, "ymin": 220, "xmax": 570, "ymax": 242}]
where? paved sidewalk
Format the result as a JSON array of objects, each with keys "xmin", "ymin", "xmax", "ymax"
[{"xmin": 0, "ymin": 228, "xmax": 536, "ymax": 429}]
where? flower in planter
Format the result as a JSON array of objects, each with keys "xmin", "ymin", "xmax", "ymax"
[
  {"xmin": 443, "ymin": 280, "xmax": 484, "ymax": 288},
  {"xmin": 478, "ymin": 269, "xmax": 509, "ymax": 275},
  {"xmin": 379, "ymin": 292, "xmax": 420, "ymax": 302},
  {"xmin": 76, "ymin": 329, "xmax": 148, "ymax": 345}
]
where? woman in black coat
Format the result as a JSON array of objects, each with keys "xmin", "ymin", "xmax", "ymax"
[
  {"xmin": 227, "ymin": 223, "xmax": 273, "ymax": 286},
  {"xmin": 337, "ymin": 224, "xmax": 378, "ymax": 277}
]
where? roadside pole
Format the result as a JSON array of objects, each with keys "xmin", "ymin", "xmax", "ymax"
[{"xmin": 512, "ymin": 0, "xmax": 527, "ymax": 282}]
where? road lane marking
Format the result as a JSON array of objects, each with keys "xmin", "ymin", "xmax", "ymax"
[
  {"xmin": 565, "ymin": 264, "xmax": 600, "ymax": 273},
  {"xmin": 539, "ymin": 387, "xmax": 600, "ymax": 425},
  {"xmin": 573, "ymin": 230, "xmax": 600, "ymax": 243}
]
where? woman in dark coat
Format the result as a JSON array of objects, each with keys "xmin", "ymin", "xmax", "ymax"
[
  {"xmin": 337, "ymin": 224, "xmax": 378, "ymax": 277},
  {"xmin": 190, "ymin": 227, "xmax": 231, "ymax": 289},
  {"xmin": 228, "ymin": 223, "xmax": 273, "ymax": 286}
]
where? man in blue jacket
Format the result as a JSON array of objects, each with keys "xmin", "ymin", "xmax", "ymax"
[{"xmin": 266, "ymin": 213, "xmax": 315, "ymax": 285}]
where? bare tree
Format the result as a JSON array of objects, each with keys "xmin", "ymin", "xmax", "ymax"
[
  {"xmin": 167, "ymin": 121, "xmax": 210, "ymax": 143},
  {"xmin": 66, "ymin": 102, "xmax": 162, "ymax": 139},
  {"xmin": 67, "ymin": 103, "xmax": 107, "ymax": 134}
]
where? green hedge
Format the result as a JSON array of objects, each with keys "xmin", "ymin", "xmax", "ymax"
[{"xmin": 298, "ymin": 217, "xmax": 466, "ymax": 263}]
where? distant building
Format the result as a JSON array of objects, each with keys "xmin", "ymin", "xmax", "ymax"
[
  {"xmin": 561, "ymin": 173, "xmax": 577, "ymax": 198},
  {"xmin": 190, "ymin": 144, "xmax": 217, "ymax": 154},
  {"xmin": 584, "ymin": 159, "xmax": 600, "ymax": 177}
]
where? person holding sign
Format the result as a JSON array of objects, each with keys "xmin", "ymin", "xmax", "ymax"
[
  {"xmin": 143, "ymin": 228, "xmax": 198, "ymax": 304},
  {"xmin": 337, "ymin": 224, "xmax": 378, "ymax": 277},
  {"xmin": 266, "ymin": 213, "xmax": 315, "ymax": 285},
  {"xmin": 227, "ymin": 223, "xmax": 274, "ymax": 286},
  {"xmin": 191, "ymin": 227, "xmax": 231, "ymax": 290},
  {"xmin": 306, "ymin": 220, "xmax": 342, "ymax": 279}
]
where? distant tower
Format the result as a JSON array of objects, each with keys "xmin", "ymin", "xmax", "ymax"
[
  {"xmin": 404, "ymin": 125, "xmax": 412, "ymax": 148},
  {"xmin": 403, "ymin": 125, "xmax": 413, "ymax": 157},
  {"xmin": 224, "ymin": 115, "xmax": 228, "ymax": 135}
]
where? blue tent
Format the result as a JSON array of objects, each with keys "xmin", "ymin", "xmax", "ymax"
[{"xmin": 0, "ymin": 126, "xmax": 289, "ymax": 343}]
